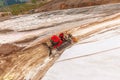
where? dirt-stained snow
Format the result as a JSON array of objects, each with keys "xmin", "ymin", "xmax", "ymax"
[{"xmin": 0, "ymin": 3, "xmax": 120, "ymax": 80}]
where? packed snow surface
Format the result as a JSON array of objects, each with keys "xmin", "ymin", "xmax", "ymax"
[{"xmin": 42, "ymin": 26, "xmax": 120, "ymax": 80}]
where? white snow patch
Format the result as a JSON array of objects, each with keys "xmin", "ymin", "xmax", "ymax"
[{"xmin": 42, "ymin": 27, "xmax": 120, "ymax": 80}]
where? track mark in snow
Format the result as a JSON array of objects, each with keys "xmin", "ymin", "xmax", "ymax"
[{"xmin": 56, "ymin": 47, "xmax": 120, "ymax": 63}]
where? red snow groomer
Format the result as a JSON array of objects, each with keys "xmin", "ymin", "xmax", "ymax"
[
  {"xmin": 51, "ymin": 33, "xmax": 72, "ymax": 50},
  {"xmin": 44, "ymin": 32, "xmax": 73, "ymax": 57},
  {"xmin": 51, "ymin": 35, "xmax": 63, "ymax": 48}
]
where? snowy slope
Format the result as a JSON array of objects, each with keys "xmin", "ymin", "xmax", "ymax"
[
  {"xmin": 42, "ymin": 26, "xmax": 120, "ymax": 80},
  {"xmin": 1, "ymin": 3, "xmax": 120, "ymax": 80}
]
